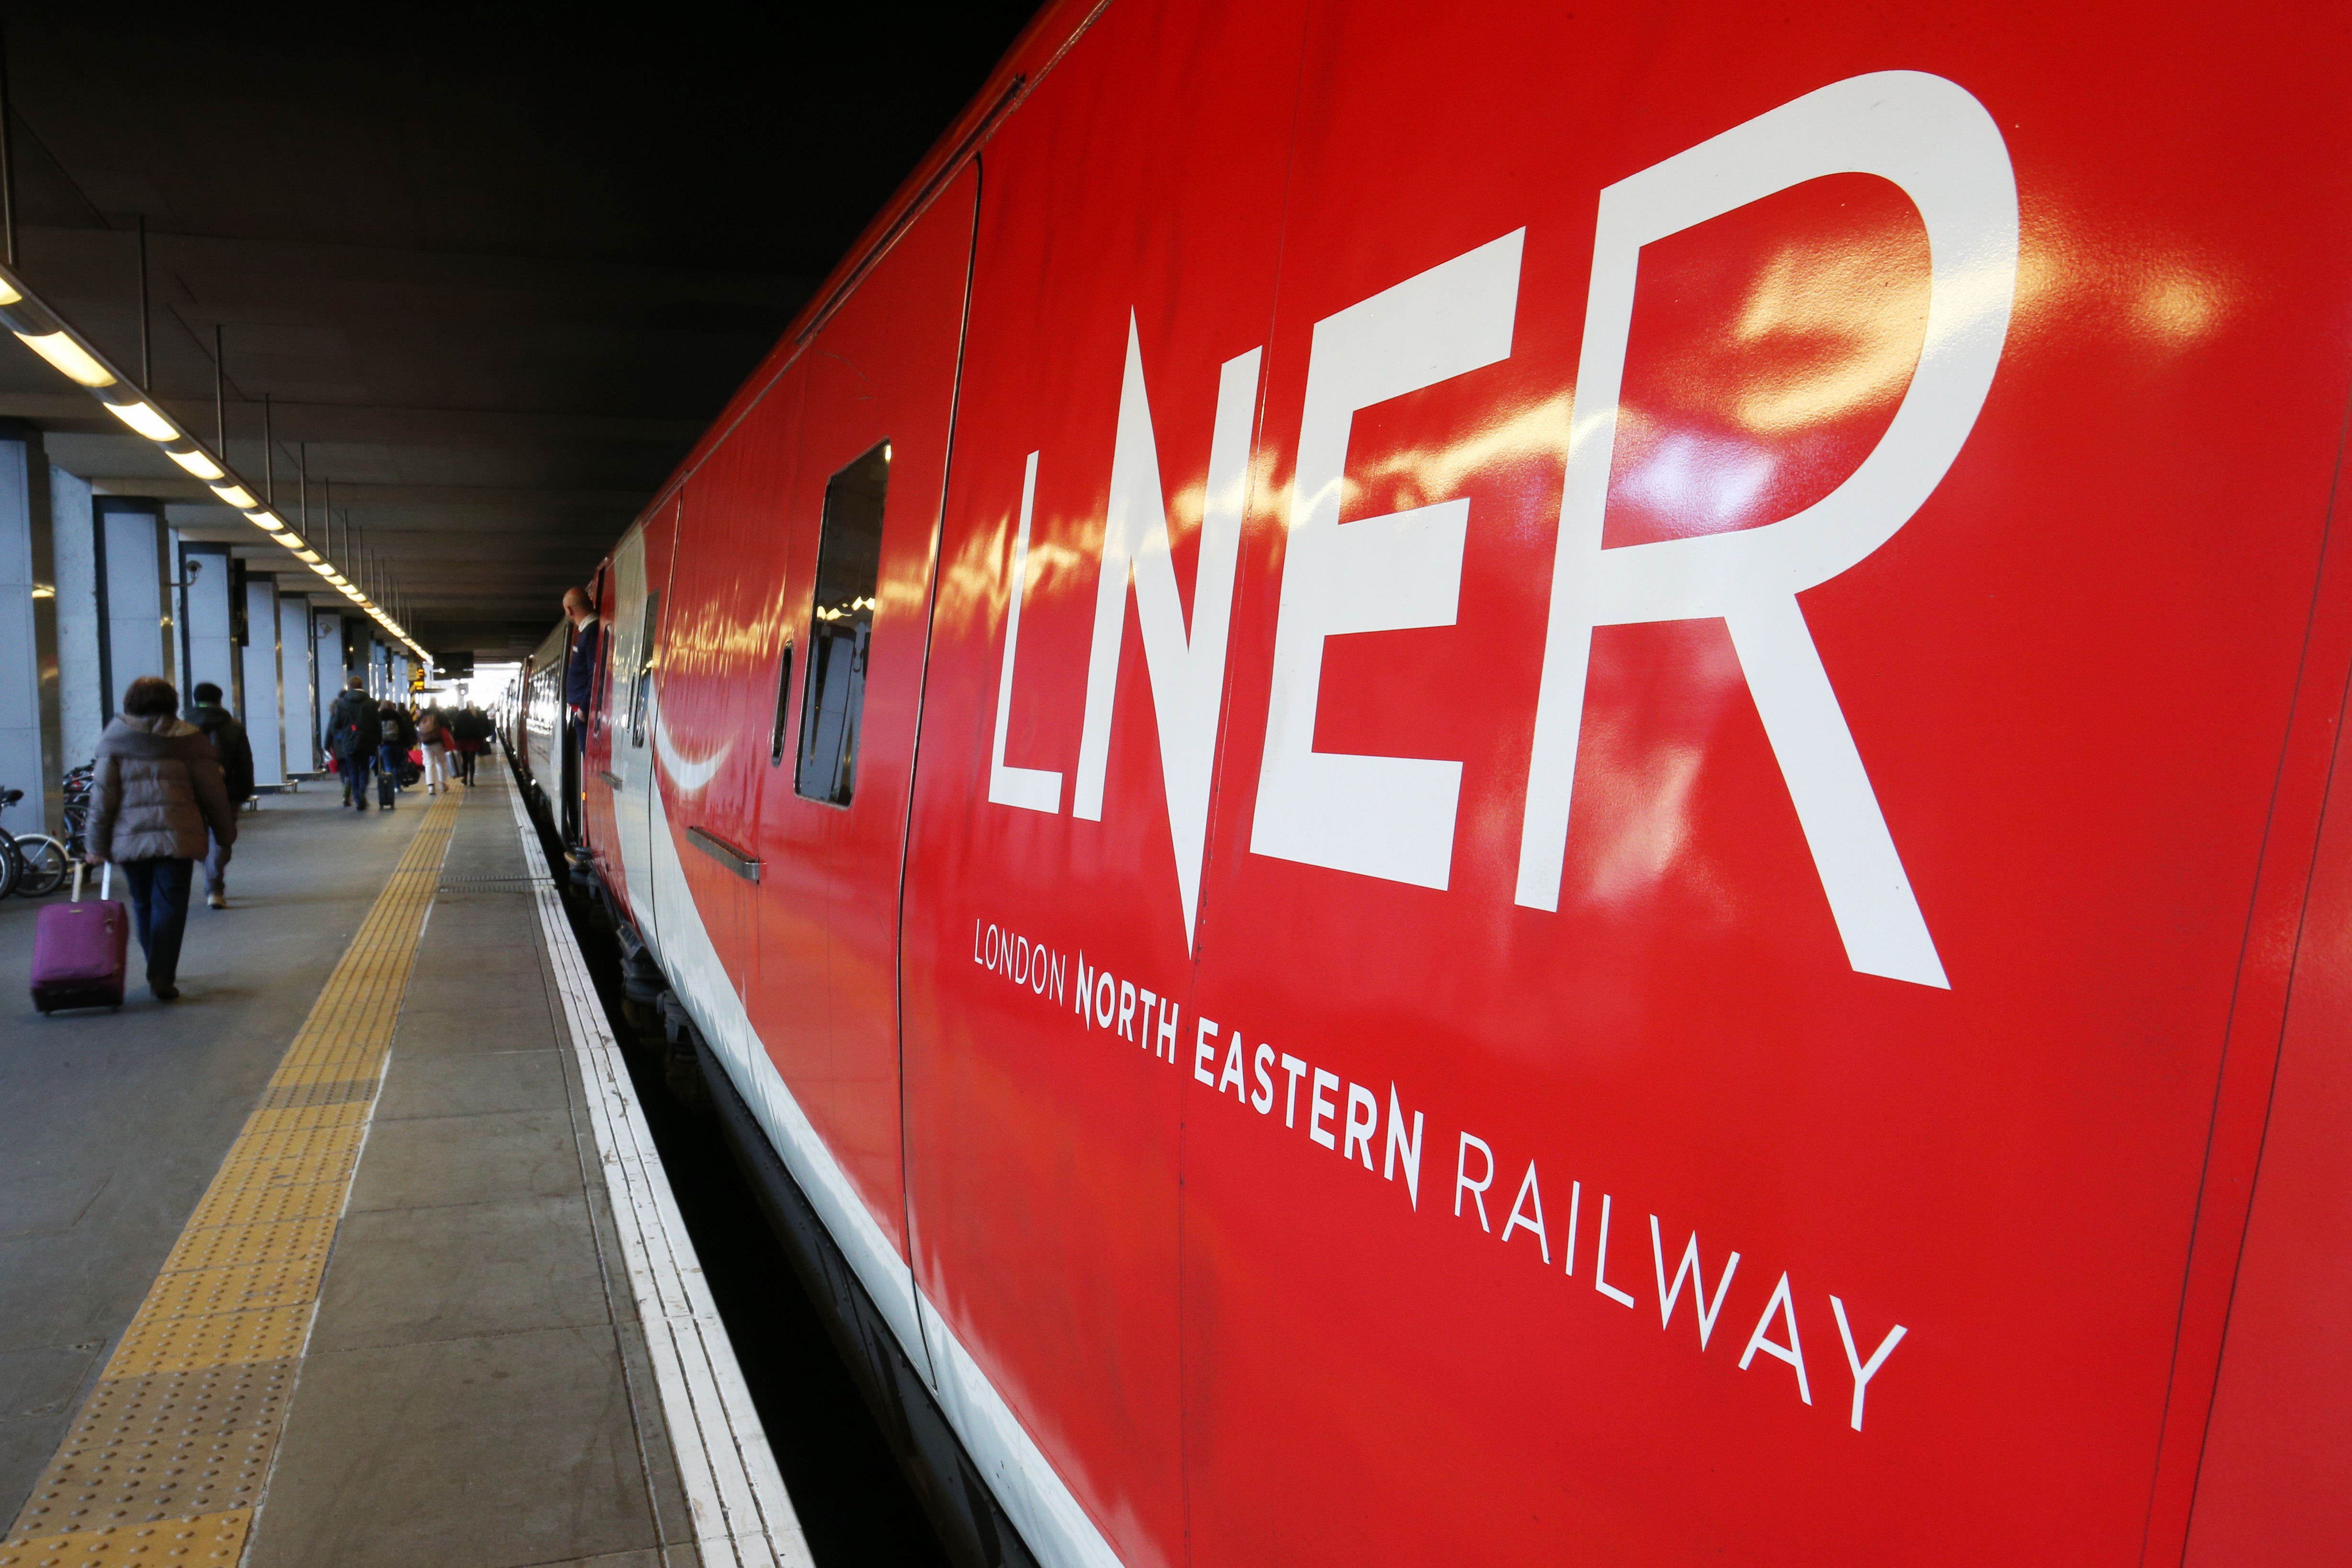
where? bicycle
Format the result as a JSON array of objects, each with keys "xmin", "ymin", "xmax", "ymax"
[
  {"xmin": 59, "ymin": 763, "xmax": 92, "ymax": 861},
  {"xmin": 1, "ymin": 786, "xmax": 70, "ymax": 899}
]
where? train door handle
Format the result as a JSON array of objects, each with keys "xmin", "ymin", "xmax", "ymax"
[{"xmin": 686, "ymin": 825, "xmax": 762, "ymax": 884}]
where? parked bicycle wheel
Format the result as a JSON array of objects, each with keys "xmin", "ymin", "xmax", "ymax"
[
  {"xmin": 11, "ymin": 834, "xmax": 68, "ymax": 897},
  {"xmin": 0, "ymin": 831, "xmax": 20, "ymax": 901}
]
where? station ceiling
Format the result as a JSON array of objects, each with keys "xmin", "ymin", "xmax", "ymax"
[{"xmin": 0, "ymin": 6, "xmax": 1040, "ymax": 655}]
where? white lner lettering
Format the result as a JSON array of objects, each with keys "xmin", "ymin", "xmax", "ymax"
[
  {"xmin": 1250, "ymin": 230, "xmax": 1524, "ymax": 890},
  {"xmin": 986, "ymin": 450, "xmax": 1064, "ymax": 814},
  {"xmin": 1513, "ymin": 71, "xmax": 2020, "ymax": 989},
  {"xmin": 988, "ymin": 73, "xmax": 2018, "ymax": 991},
  {"xmin": 1074, "ymin": 321, "xmax": 1262, "ymax": 944},
  {"xmin": 985, "ymin": 327, "xmax": 1262, "ymax": 951}
]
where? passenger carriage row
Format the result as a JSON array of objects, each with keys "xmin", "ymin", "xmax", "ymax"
[{"xmin": 520, "ymin": 1, "xmax": 2352, "ymax": 1563}]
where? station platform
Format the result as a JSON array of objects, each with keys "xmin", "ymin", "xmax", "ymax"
[{"xmin": 0, "ymin": 770, "xmax": 807, "ymax": 1568}]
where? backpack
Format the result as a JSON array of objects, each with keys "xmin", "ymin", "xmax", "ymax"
[{"xmin": 329, "ymin": 691, "xmax": 380, "ymax": 755}]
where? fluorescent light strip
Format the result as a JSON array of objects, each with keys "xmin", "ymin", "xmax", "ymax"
[
  {"xmin": 166, "ymin": 447, "xmax": 226, "ymax": 481},
  {"xmin": 103, "ymin": 399, "xmax": 177, "ymax": 440},
  {"xmin": 16, "ymin": 330, "xmax": 114, "ymax": 388}
]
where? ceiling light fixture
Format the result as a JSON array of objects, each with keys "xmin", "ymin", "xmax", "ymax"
[
  {"xmin": 165, "ymin": 446, "xmax": 226, "ymax": 481},
  {"xmin": 103, "ymin": 399, "xmax": 177, "ymax": 440},
  {"xmin": 0, "ymin": 255, "xmax": 431, "ymax": 669},
  {"xmin": 16, "ymin": 330, "xmax": 114, "ymax": 388}
]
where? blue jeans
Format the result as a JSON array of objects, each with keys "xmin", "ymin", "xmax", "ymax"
[
  {"xmin": 341, "ymin": 748, "xmax": 374, "ymax": 809},
  {"xmin": 121, "ymin": 857, "xmax": 193, "ymax": 987}
]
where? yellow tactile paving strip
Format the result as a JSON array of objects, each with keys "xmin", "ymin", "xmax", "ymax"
[{"xmin": 1, "ymin": 792, "xmax": 459, "ymax": 1567}]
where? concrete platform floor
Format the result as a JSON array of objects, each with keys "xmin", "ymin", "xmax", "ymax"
[
  {"xmin": 0, "ymin": 770, "xmax": 794, "ymax": 1568},
  {"xmin": 0, "ymin": 778, "xmax": 424, "ymax": 1512}
]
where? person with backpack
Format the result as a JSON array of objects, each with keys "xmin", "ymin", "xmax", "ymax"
[
  {"xmin": 187, "ymin": 682, "xmax": 253, "ymax": 909},
  {"xmin": 87, "ymin": 677, "xmax": 237, "ymax": 1001},
  {"xmin": 376, "ymin": 699, "xmax": 416, "ymax": 810},
  {"xmin": 416, "ymin": 705, "xmax": 453, "ymax": 795},
  {"xmin": 323, "ymin": 675, "xmax": 381, "ymax": 812}
]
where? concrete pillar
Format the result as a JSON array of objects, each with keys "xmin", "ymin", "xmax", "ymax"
[
  {"xmin": 96, "ymin": 499, "xmax": 170, "ymax": 716},
  {"xmin": 176, "ymin": 538, "xmax": 236, "ymax": 712},
  {"xmin": 280, "ymin": 590, "xmax": 317, "ymax": 774},
  {"xmin": 243, "ymin": 572, "xmax": 284, "ymax": 788},
  {"xmin": 312, "ymin": 607, "xmax": 342, "ymax": 748},
  {"xmin": 51, "ymin": 465, "xmax": 101, "ymax": 775},
  {"xmin": 0, "ymin": 427, "xmax": 58, "ymax": 831}
]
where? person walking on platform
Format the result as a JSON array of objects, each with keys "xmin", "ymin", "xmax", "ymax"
[
  {"xmin": 376, "ymin": 699, "xmax": 416, "ymax": 810},
  {"xmin": 452, "ymin": 706, "xmax": 486, "ymax": 785},
  {"xmin": 87, "ymin": 677, "xmax": 237, "ymax": 1002},
  {"xmin": 417, "ymin": 705, "xmax": 452, "ymax": 795},
  {"xmin": 324, "ymin": 675, "xmax": 381, "ymax": 812},
  {"xmin": 187, "ymin": 682, "xmax": 253, "ymax": 909}
]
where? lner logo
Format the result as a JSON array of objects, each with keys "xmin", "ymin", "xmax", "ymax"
[{"xmin": 993, "ymin": 71, "xmax": 2019, "ymax": 992}]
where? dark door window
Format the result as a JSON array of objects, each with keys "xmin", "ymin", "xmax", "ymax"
[
  {"xmin": 795, "ymin": 442, "xmax": 889, "ymax": 805},
  {"xmin": 628, "ymin": 591, "xmax": 660, "ymax": 748}
]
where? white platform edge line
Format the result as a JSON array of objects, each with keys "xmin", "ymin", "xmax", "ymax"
[
  {"xmin": 508, "ymin": 780, "xmax": 812, "ymax": 1568},
  {"xmin": 537, "ymin": 875, "xmax": 799, "ymax": 1568},
  {"xmin": 531, "ymin": 843, "xmax": 801, "ymax": 1568},
  {"xmin": 536, "ymin": 876, "xmax": 751, "ymax": 1558}
]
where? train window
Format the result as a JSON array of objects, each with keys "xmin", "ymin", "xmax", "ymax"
[
  {"xmin": 769, "ymin": 638, "xmax": 794, "ymax": 765},
  {"xmin": 628, "ymin": 591, "xmax": 660, "ymax": 749},
  {"xmin": 795, "ymin": 441, "xmax": 889, "ymax": 805}
]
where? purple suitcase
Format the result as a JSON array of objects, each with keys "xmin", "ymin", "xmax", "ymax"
[{"xmin": 32, "ymin": 863, "xmax": 128, "ymax": 1014}]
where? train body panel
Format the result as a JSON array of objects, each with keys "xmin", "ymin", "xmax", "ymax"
[
  {"xmin": 551, "ymin": 1, "xmax": 2352, "ymax": 1562},
  {"xmin": 519, "ymin": 618, "xmax": 569, "ymax": 813}
]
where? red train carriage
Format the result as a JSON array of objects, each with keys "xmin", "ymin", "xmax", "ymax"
[{"xmin": 558, "ymin": 1, "xmax": 2352, "ymax": 1562}]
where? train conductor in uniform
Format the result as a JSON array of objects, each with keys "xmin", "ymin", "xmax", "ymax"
[{"xmin": 561, "ymin": 586, "xmax": 600, "ymax": 845}]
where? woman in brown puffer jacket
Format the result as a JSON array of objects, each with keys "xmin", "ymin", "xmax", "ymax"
[{"xmin": 88, "ymin": 677, "xmax": 237, "ymax": 1001}]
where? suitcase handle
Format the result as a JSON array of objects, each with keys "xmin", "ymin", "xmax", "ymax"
[{"xmin": 73, "ymin": 861, "xmax": 110, "ymax": 902}]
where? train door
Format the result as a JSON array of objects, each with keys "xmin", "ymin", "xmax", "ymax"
[
  {"xmin": 742, "ymin": 163, "xmax": 976, "ymax": 1367},
  {"xmin": 607, "ymin": 508, "xmax": 676, "ymax": 959},
  {"xmin": 896, "ymin": 8, "xmax": 1303, "ymax": 1562},
  {"xmin": 654, "ymin": 429, "xmax": 795, "ymax": 1021},
  {"xmin": 580, "ymin": 564, "xmax": 622, "ymax": 880}
]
